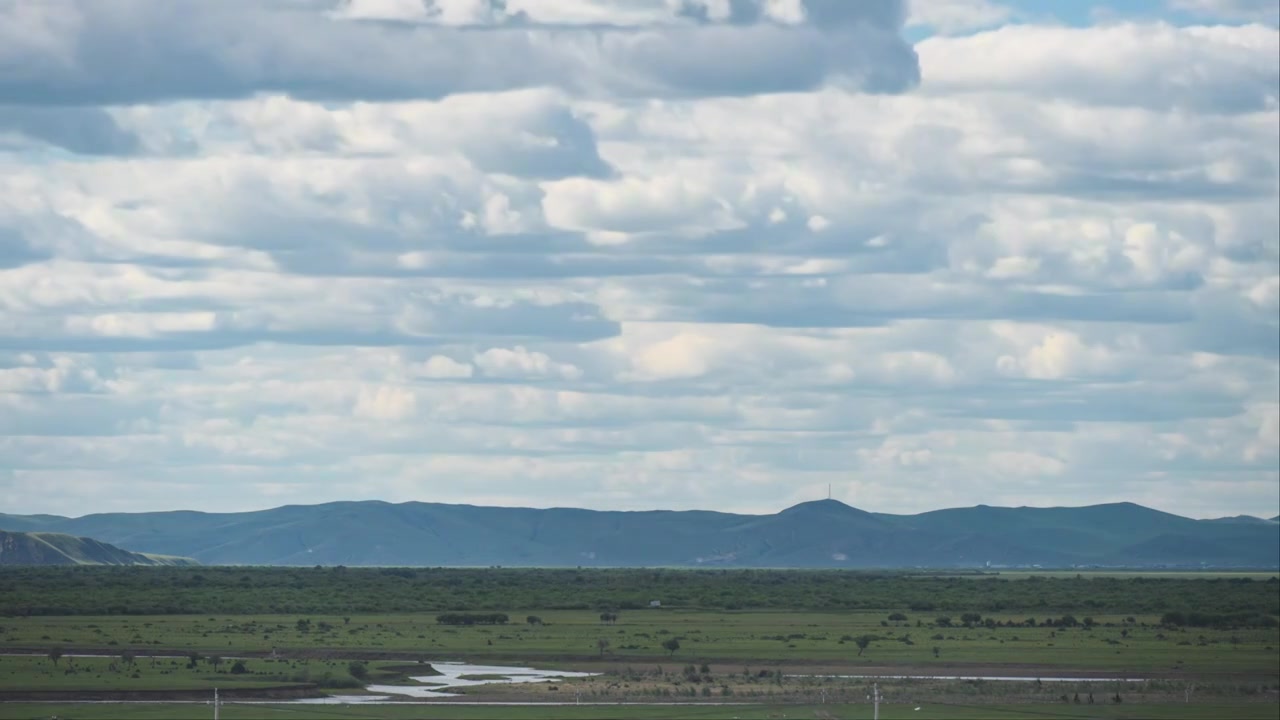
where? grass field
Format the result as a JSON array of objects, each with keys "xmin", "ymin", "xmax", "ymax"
[
  {"xmin": 0, "ymin": 655, "xmax": 338, "ymax": 693},
  {"xmin": 1, "ymin": 568, "xmax": 1275, "ymax": 718},
  {"xmin": 1, "ymin": 702, "xmax": 1278, "ymax": 720},
  {"xmin": 994, "ymin": 571, "xmax": 1280, "ymax": 580},
  {"xmin": 3, "ymin": 609, "xmax": 1276, "ymax": 676}
]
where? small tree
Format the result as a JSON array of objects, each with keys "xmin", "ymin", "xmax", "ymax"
[
  {"xmin": 120, "ymin": 650, "xmax": 136, "ymax": 666},
  {"xmin": 230, "ymin": 660, "xmax": 248, "ymax": 675},
  {"xmin": 855, "ymin": 635, "xmax": 873, "ymax": 656},
  {"xmin": 348, "ymin": 660, "xmax": 368, "ymax": 680},
  {"xmin": 932, "ymin": 646, "xmax": 941, "ymax": 658},
  {"xmin": 597, "ymin": 638, "xmax": 610, "ymax": 657},
  {"xmin": 187, "ymin": 651, "xmax": 201, "ymax": 669},
  {"xmin": 48, "ymin": 648, "xmax": 63, "ymax": 667},
  {"xmin": 208, "ymin": 655, "xmax": 223, "ymax": 672},
  {"xmin": 888, "ymin": 612, "xmax": 908, "ymax": 622},
  {"xmin": 527, "ymin": 615, "xmax": 543, "ymax": 626},
  {"xmin": 662, "ymin": 638, "xmax": 681, "ymax": 656}
]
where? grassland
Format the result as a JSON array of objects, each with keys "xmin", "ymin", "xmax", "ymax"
[
  {"xmin": 0, "ymin": 655, "xmax": 315, "ymax": 693},
  {"xmin": 2, "ymin": 703, "xmax": 1279, "ymax": 720},
  {"xmin": 0, "ymin": 568, "xmax": 1275, "ymax": 718},
  {"xmin": 2, "ymin": 609, "xmax": 1277, "ymax": 675}
]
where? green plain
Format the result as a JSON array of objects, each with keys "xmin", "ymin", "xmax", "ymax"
[
  {"xmin": 1, "ymin": 703, "xmax": 1279, "ymax": 720},
  {"xmin": 4, "ymin": 610, "xmax": 1277, "ymax": 675},
  {"xmin": 1, "ymin": 568, "xmax": 1276, "ymax": 719}
]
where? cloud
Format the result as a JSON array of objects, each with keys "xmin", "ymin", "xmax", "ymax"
[
  {"xmin": 0, "ymin": 1, "xmax": 1275, "ymax": 519},
  {"xmin": 420, "ymin": 355, "xmax": 474, "ymax": 379},
  {"xmin": 0, "ymin": 106, "xmax": 140, "ymax": 155},
  {"xmin": 0, "ymin": 262, "xmax": 621, "ymax": 352},
  {"xmin": 916, "ymin": 22, "xmax": 1279, "ymax": 112},
  {"xmin": 353, "ymin": 384, "xmax": 417, "ymax": 420},
  {"xmin": 474, "ymin": 345, "xmax": 583, "ymax": 380},
  {"xmin": 133, "ymin": 90, "xmax": 614, "ymax": 179},
  {"xmin": 907, "ymin": 0, "xmax": 1012, "ymax": 35},
  {"xmin": 0, "ymin": 228, "xmax": 51, "ymax": 269},
  {"xmin": 0, "ymin": 0, "xmax": 919, "ymax": 105}
]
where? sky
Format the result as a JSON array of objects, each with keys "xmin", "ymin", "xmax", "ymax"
[{"xmin": 0, "ymin": 0, "xmax": 1277, "ymax": 520}]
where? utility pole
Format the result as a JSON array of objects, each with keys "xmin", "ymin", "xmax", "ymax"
[
  {"xmin": 213, "ymin": 687, "xmax": 219, "ymax": 720},
  {"xmin": 872, "ymin": 682, "xmax": 881, "ymax": 720}
]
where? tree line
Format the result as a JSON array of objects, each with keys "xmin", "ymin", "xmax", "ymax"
[
  {"xmin": 435, "ymin": 613, "xmax": 509, "ymax": 625},
  {"xmin": 1, "ymin": 566, "xmax": 1275, "ymax": 618}
]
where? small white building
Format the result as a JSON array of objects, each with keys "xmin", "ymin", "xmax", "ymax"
[{"xmin": 649, "ymin": 600, "xmax": 662, "ymax": 608}]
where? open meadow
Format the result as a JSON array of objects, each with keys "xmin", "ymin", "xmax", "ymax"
[
  {"xmin": 0, "ymin": 567, "xmax": 1275, "ymax": 718},
  {"xmin": 3, "ymin": 702, "xmax": 1280, "ymax": 720}
]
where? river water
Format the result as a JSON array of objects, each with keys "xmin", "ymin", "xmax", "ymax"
[{"xmin": 362, "ymin": 660, "xmax": 597, "ymax": 699}]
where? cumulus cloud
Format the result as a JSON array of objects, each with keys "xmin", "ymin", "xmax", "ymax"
[
  {"xmin": 420, "ymin": 355, "xmax": 475, "ymax": 379},
  {"xmin": 129, "ymin": 90, "xmax": 614, "ymax": 179},
  {"xmin": 907, "ymin": 0, "xmax": 1012, "ymax": 35},
  {"xmin": 474, "ymin": 345, "xmax": 584, "ymax": 380},
  {"xmin": 0, "ymin": 0, "xmax": 1275, "ymax": 518},
  {"xmin": 0, "ymin": 0, "xmax": 919, "ymax": 105},
  {"xmin": 916, "ymin": 22, "xmax": 1279, "ymax": 112}
]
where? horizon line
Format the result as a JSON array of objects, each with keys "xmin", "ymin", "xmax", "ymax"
[{"xmin": 7, "ymin": 497, "xmax": 1277, "ymax": 524}]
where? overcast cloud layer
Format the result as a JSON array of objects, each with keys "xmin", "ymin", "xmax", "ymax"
[{"xmin": 0, "ymin": 0, "xmax": 1276, "ymax": 519}]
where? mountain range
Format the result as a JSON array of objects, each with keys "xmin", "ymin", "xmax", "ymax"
[
  {"xmin": 0, "ymin": 530, "xmax": 196, "ymax": 567},
  {"xmin": 1, "ymin": 499, "xmax": 1276, "ymax": 568}
]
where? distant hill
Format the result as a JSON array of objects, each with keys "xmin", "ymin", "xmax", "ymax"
[
  {"xmin": 0, "ymin": 530, "xmax": 197, "ymax": 567},
  {"xmin": 1, "ymin": 499, "xmax": 1274, "ymax": 568},
  {"xmin": 1206, "ymin": 515, "xmax": 1275, "ymax": 525}
]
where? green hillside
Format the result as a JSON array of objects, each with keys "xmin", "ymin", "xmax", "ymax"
[
  {"xmin": 2, "ymin": 499, "xmax": 1275, "ymax": 568},
  {"xmin": 0, "ymin": 530, "xmax": 197, "ymax": 567}
]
